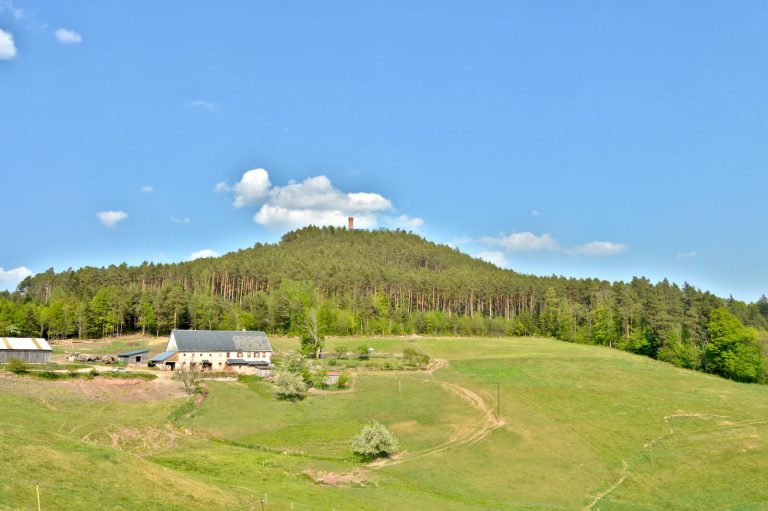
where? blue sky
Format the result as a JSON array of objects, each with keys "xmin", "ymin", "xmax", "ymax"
[{"xmin": 1, "ymin": 1, "xmax": 766, "ymax": 301}]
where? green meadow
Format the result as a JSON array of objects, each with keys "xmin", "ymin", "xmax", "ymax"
[{"xmin": 1, "ymin": 336, "xmax": 766, "ymax": 510}]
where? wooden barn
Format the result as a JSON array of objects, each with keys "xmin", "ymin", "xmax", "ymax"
[{"xmin": 0, "ymin": 337, "xmax": 52, "ymax": 364}]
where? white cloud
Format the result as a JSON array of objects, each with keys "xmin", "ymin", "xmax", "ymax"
[
  {"xmin": 170, "ymin": 217, "xmax": 191, "ymax": 224},
  {"xmin": 0, "ymin": 1, "xmax": 25, "ymax": 20},
  {"xmin": 678, "ymin": 251, "xmax": 697, "ymax": 259},
  {"xmin": 569, "ymin": 241, "xmax": 628, "ymax": 256},
  {"xmin": 140, "ymin": 185, "xmax": 153, "ymax": 193},
  {"xmin": 0, "ymin": 266, "xmax": 33, "ymax": 290},
  {"xmin": 482, "ymin": 232, "xmax": 559, "ymax": 253},
  {"xmin": 531, "ymin": 209, "xmax": 540, "ymax": 216},
  {"xmin": 220, "ymin": 168, "xmax": 414, "ymax": 231},
  {"xmin": 96, "ymin": 210, "xmax": 128, "ymax": 228},
  {"xmin": 0, "ymin": 29, "xmax": 17, "ymax": 60},
  {"xmin": 214, "ymin": 181, "xmax": 231, "ymax": 193},
  {"xmin": 189, "ymin": 249, "xmax": 219, "ymax": 260},
  {"xmin": 55, "ymin": 28, "xmax": 82, "ymax": 44},
  {"xmin": 233, "ymin": 168, "xmax": 271, "ymax": 208},
  {"xmin": 184, "ymin": 100, "xmax": 220, "ymax": 111},
  {"xmin": 474, "ymin": 251, "xmax": 507, "ymax": 267},
  {"xmin": 382, "ymin": 214, "xmax": 424, "ymax": 230}
]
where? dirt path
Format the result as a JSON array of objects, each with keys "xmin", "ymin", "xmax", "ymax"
[
  {"xmin": 370, "ymin": 365, "xmax": 504, "ymax": 470},
  {"xmin": 583, "ymin": 460, "xmax": 629, "ymax": 511}
]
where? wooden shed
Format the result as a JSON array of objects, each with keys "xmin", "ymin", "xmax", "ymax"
[
  {"xmin": 116, "ymin": 349, "xmax": 149, "ymax": 366},
  {"xmin": 0, "ymin": 337, "xmax": 52, "ymax": 364}
]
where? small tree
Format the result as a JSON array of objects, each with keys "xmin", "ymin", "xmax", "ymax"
[
  {"xmin": 174, "ymin": 367, "xmax": 203, "ymax": 394},
  {"xmin": 402, "ymin": 347, "xmax": 430, "ymax": 368},
  {"xmin": 273, "ymin": 371, "xmax": 308, "ymax": 401},
  {"xmin": 351, "ymin": 421, "xmax": 399, "ymax": 460},
  {"xmin": 7, "ymin": 357, "xmax": 28, "ymax": 374}
]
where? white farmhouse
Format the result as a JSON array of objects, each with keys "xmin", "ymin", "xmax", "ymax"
[{"xmin": 151, "ymin": 329, "xmax": 272, "ymax": 375}]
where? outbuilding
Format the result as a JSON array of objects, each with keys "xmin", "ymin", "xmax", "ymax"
[
  {"xmin": 116, "ymin": 349, "xmax": 149, "ymax": 366},
  {"xmin": 0, "ymin": 337, "xmax": 52, "ymax": 364}
]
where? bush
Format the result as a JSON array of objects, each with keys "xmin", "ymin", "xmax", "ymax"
[
  {"xmin": 351, "ymin": 421, "xmax": 399, "ymax": 460},
  {"xmin": 273, "ymin": 371, "xmax": 307, "ymax": 401},
  {"xmin": 356, "ymin": 345, "xmax": 370, "ymax": 360},
  {"xmin": 7, "ymin": 358, "xmax": 27, "ymax": 374},
  {"xmin": 403, "ymin": 347, "xmax": 430, "ymax": 368},
  {"xmin": 337, "ymin": 373, "xmax": 351, "ymax": 389},
  {"xmin": 326, "ymin": 359, "xmax": 338, "ymax": 367}
]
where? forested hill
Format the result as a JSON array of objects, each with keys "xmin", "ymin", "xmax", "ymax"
[{"xmin": 3, "ymin": 226, "xmax": 767, "ymax": 382}]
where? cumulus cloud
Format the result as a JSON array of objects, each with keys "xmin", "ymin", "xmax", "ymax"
[
  {"xmin": 482, "ymin": 232, "xmax": 559, "ymax": 253},
  {"xmin": 569, "ymin": 241, "xmax": 628, "ymax": 256},
  {"xmin": 55, "ymin": 28, "xmax": 82, "ymax": 44},
  {"xmin": 189, "ymin": 249, "xmax": 219, "ymax": 260},
  {"xmin": 0, "ymin": 266, "xmax": 33, "ymax": 290},
  {"xmin": 678, "ymin": 251, "xmax": 697, "ymax": 259},
  {"xmin": 170, "ymin": 217, "xmax": 191, "ymax": 224},
  {"xmin": 382, "ymin": 215, "xmax": 424, "ymax": 231},
  {"xmin": 219, "ymin": 168, "xmax": 421, "ymax": 231},
  {"xmin": 184, "ymin": 100, "xmax": 220, "ymax": 111},
  {"xmin": 474, "ymin": 251, "xmax": 507, "ymax": 267},
  {"xmin": 96, "ymin": 210, "xmax": 128, "ymax": 228},
  {"xmin": 0, "ymin": 29, "xmax": 17, "ymax": 60},
  {"xmin": 232, "ymin": 168, "xmax": 271, "ymax": 207},
  {"xmin": 463, "ymin": 231, "xmax": 628, "ymax": 258},
  {"xmin": 140, "ymin": 185, "xmax": 153, "ymax": 193}
]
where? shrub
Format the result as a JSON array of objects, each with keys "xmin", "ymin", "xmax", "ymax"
[
  {"xmin": 7, "ymin": 358, "xmax": 27, "ymax": 374},
  {"xmin": 403, "ymin": 347, "xmax": 430, "ymax": 368},
  {"xmin": 273, "ymin": 371, "xmax": 307, "ymax": 401},
  {"xmin": 356, "ymin": 345, "xmax": 370, "ymax": 360},
  {"xmin": 327, "ymin": 359, "xmax": 338, "ymax": 367},
  {"xmin": 337, "ymin": 373, "xmax": 351, "ymax": 389},
  {"xmin": 351, "ymin": 421, "xmax": 399, "ymax": 460}
]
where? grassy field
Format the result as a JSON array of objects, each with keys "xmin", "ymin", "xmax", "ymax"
[{"xmin": 1, "ymin": 336, "xmax": 766, "ymax": 510}]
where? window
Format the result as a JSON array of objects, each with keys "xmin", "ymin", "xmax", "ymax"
[
  {"xmin": 237, "ymin": 352, "xmax": 243, "ymax": 358},
  {"xmin": 227, "ymin": 352, "xmax": 230, "ymax": 357}
]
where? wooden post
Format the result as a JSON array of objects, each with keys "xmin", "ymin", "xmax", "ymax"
[
  {"xmin": 36, "ymin": 482, "xmax": 41, "ymax": 511},
  {"xmin": 497, "ymin": 382, "xmax": 500, "ymax": 419}
]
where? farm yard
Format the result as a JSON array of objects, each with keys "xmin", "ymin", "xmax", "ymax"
[{"xmin": 1, "ymin": 335, "xmax": 767, "ymax": 510}]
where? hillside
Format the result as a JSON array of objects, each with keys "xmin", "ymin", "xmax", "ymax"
[
  {"xmin": 2, "ymin": 226, "xmax": 767, "ymax": 382},
  {"xmin": 1, "ymin": 336, "xmax": 766, "ymax": 510}
]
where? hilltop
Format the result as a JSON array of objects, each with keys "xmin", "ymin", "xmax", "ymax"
[{"xmin": 2, "ymin": 226, "xmax": 767, "ymax": 382}]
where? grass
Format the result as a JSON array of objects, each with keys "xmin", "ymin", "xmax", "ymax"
[{"xmin": 1, "ymin": 336, "xmax": 766, "ymax": 510}]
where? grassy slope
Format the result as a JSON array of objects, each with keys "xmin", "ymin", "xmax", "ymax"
[{"xmin": 1, "ymin": 337, "xmax": 766, "ymax": 510}]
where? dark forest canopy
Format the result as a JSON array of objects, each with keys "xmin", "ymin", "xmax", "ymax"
[{"xmin": 2, "ymin": 226, "xmax": 767, "ymax": 382}]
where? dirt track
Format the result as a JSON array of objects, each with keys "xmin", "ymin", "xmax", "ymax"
[{"xmin": 370, "ymin": 360, "xmax": 505, "ymax": 470}]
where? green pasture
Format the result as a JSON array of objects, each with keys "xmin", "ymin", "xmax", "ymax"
[{"xmin": 1, "ymin": 336, "xmax": 766, "ymax": 510}]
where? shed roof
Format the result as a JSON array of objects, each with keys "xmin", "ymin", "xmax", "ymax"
[
  {"xmin": 172, "ymin": 330, "xmax": 272, "ymax": 353},
  {"xmin": 1, "ymin": 338, "xmax": 52, "ymax": 351},
  {"xmin": 226, "ymin": 359, "xmax": 270, "ymax": 367},
  {"xmin": 150, "ymin": 351, "xmax": 177, "ymax": 363},
  {"xmin": 117, "ymin": 349, "xmax": 149, "ymax": 357}
]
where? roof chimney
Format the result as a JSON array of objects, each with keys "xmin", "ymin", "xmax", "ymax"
[{"xmin": 348, "ymin": 216, "xmax": 354, "ymax": 230}]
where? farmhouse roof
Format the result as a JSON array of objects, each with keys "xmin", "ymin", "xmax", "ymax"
[
  {"xmin": 172, "ymin": 330, "xmax": 272, "ymax": 353},
  {"xmin": 0, "ymin": 338, "xmax": 52, "ymax": 351},
  {"xmin": 117, "ymin": 349, "xmax": 149, "ymax": 357},
  {"xmin": 150, "ymin": 351, "xmax": 177, "ymax": 363}
]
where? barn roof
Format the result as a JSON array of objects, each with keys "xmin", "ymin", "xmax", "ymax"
[
  {"xmin": 171, "ymin": 330, "xmax": 272, "ymax": 353},
  {"xmin": 0, "ymin": 338, "xmax": 52, "ymax": 351},
  {"xmin": 117, "ymin": 349, "xmax": 149, "ymax": 357},
  {"xmin": 150, "ymin": 351, "xmax": 177, "ymax": 363}
]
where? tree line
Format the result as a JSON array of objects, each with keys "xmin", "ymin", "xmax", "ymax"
[{"xmin": 1, "ymin": 226, "xmax": 766, "ymax": 382}]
